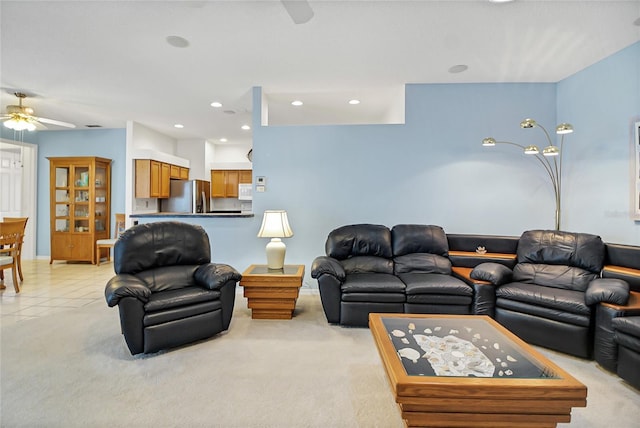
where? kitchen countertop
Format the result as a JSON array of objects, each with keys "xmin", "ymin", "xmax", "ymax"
[{"xmin": 130, "ymin": 212, "xmax": 254, "ymax": 218}]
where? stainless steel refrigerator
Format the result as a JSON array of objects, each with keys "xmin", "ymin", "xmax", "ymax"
[{"xmin": 160, "ymin": 180, "xmax": 211, "ymax": 213}]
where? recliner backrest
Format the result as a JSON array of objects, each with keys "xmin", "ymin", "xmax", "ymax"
[
  {"xmin": 514, "ymin": 230, "xmax": 605, "ymax": 291},
  {"xmin": 325, "ymin": 224, "xmax": 393, "ymax": 274},
  {"xmin": 391, "ymin": 224, "xmax": 452, "ymax": 274},
  {"xmin": 114, "ymin": 221, "xmax": 211, "ymax": 276}
]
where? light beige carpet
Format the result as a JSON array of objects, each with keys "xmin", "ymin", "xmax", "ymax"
[{"xmin": 1, "ymin": 293, "xmax": 639, "ymax": 427}]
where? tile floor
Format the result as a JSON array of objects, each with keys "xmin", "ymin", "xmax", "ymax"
[
  {"xmin": 0, "ymin": 259, "xmax": 116, "ymax": 325},
  {"xmin": 0, "ymin": 259, "xmax": 319, "ymax": 326}
]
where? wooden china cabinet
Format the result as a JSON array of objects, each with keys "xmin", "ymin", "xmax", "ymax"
[{"xmin": 48, "ymin": 156, "xmax": 112, "ymax": 264}]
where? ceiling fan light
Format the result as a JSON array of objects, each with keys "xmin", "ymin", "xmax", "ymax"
[
  {"xmin": 524, "ymin": 145, "xmax": 539, "ymax": 154},
  {"xmin": 556, "ymin": 123, "xmax": 574, "ymax": 134},
  {"xmin": 4, "ymin": 117, "xmax": 34, "ymax": 131},
  {"xmin": 543, "ymin": 145, "xmax": 560, "ymax": 156}
]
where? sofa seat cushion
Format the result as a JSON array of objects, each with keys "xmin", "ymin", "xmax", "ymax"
[
  {"xmin": 496, "ymin": 282, "xmax": 589, "ymax": 315},
  {"xmin": 341, "ymin": 273, "xmax": 406, "ymax": 294},
  {"xmin": 399, "ymin": 273, "xmax": 472, "ymax": 296},
  {"xmin": 144, "ymin": 287, "xmax": 221, "ymax": 312}
]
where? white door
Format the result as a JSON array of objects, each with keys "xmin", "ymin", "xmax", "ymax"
[{"xmin": 0, "ymin": 140, "xmax": 37, "ymax": 260}]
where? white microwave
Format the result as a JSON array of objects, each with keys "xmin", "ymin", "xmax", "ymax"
[{"xmin": 238, "ymin": 183, "xmax": 252, "ymax": 200}]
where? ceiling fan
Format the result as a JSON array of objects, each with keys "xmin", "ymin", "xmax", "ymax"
[
  {"xmin": 1, "ymin": 92, "xmax": 76, "ymax": 131},
  {"xmin": 281, "ymin": 0, "xmax": 314, "ymax": 24}
]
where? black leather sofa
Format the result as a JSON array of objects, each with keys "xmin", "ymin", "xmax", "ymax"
[
  {"xmin": 311, "ymin": 224, "xmax": 479, "ymax": 326},
  {"xmin": 104, "ymin": 222, "xmax": 241, "ymax": 355},
  {"xmin": 312, "ymin": 224, "xmax": 640, "ymax": 389}
]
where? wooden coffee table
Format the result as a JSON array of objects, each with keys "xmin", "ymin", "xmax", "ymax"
[
  {"xmin": 239, "ymin": 264, "xmax": 305, "ymax": 319},
  {"xmin": 369, "ymin": 313, "xmax": 587, "ymax": 428}
]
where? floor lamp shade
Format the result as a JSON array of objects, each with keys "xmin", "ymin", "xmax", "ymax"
[{"xmin": 257, "ymin": 210, "xmax": 293, "ymax": 269}]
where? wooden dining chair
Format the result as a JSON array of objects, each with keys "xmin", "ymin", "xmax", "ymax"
[
  {"xmin": 2, "ymin": 217, "xmax": 28, "ymax": 282},
  {"xmin": 0, "ymin": 221, "xmax": 24, "ymax": 293},
  {"xmin": 96, "ymin": 213, "xmax": 125, "ymax": 266}
]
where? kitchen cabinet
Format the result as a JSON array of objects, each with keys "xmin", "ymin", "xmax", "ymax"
[
  {"xmin": 170, "ymin": 164, "xmax": 180, "ymax": 179},
  {"xmin": 48, "ymin": 156, "xmax": 111, "ymax": 264},
  {"xmin": 135, "ymin": 159, "xmax": 170, "ymax": 198},
  {"xmin": 180, "ymin": 167, "xmax": 189, "ymax": 179},
  {"xmin": 239, "ymin": 170, "xmax": 252, "ymax": 184},
  {"xmin": 211, "ymin": 169, "xmax": 251, "ymax": 198}
]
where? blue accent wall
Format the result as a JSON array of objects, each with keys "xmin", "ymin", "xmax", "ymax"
[
  {"xmin": 251, "ymin": 82, "xmax": 560, "ymax": 276},
  {"xmin": 557, "ymin": 42, "xmax": 640, "ymax": 243},
  {"xmin": 34, "ymin": 129, "xmax": 126, "ymax": 256}
]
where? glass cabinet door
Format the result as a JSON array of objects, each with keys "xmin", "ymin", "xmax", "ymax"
[
  {"xmin": 72, "ymin": 165, "xmax": 90, "ymax": 233},
  {"xmin": 94, "ymin": 165, "xmax": 107, "ymax": 232},
  {"xmin": 54, "ymin": 167, "xmax": 70, "ymax": 232}
]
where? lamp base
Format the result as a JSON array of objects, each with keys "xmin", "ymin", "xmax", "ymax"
[{"xmin": 265, "ymin": 238, "xmax": 287, "ymax": 270}]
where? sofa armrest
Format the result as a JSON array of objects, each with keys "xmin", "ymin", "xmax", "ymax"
[
  {"xmin": 470, "ymin": 262, "xmax": 513, "ymax": 286},
  {"xmin": 195, "ymin": 263, "xmax": 242, "ymax": 290},
  {"xmin": 311, "ymin": 256, "xmax": 346, "ymax": 282},
  {"xmin": 585, "ymin": 278, "xmax": 630, "ymax": 306},
  {"xmin": 105, "ymin": 274, "xmax": 151, "ymax": 307}
]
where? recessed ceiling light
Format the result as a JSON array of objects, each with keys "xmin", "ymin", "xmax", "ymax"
[
  {"xmin": 219, "ymin": 138, "xmax": 228, "ymax": 142},
  {"xmin": 210, "ymin": 101, "xmax": 223, "ymax": 108},
  {"xmin": 291, "ymin": 100, "xmax": 303, "ymax": 106},
  {"xmin": 448, "ymin": 64, "xmax": 469, "ymax": 74},
  {"xmin": 166, "ymin": 35, "xmax": 190, "ymax": 48},
  {"xmin": 241, "ymin": 125, "xmax": 251, "ymax": 130},
  {"xmin": 348, "ymin": 99, "xmax": 360, "ymax": 105},
  {"xmin": 488, "ymin": 0, "xmax": 515, "ymax": 3},
  {"xmin": 174, "ymin": 124, "xmax": 184, "ymax": 128},
  {"xmin": 223, "ymin": 110, "xmax": 236, "ymax": 115}
]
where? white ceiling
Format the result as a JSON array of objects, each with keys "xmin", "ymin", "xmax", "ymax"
[{"xmin": 1, "ymin": 1, "xmax": 639, "ymax": 147}]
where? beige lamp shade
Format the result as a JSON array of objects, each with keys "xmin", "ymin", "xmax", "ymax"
[{"xmin": 257, "ymin": 210, "xmax": 293, "ymax": 269}]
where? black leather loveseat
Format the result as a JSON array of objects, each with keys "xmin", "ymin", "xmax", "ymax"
[
  {"xmin": 105, "ymin": 222, "xmax": 241, "ymax": 355},
  {"xmin": 311, "ymin": 224, "xmax": 485, "ymax": 326}
]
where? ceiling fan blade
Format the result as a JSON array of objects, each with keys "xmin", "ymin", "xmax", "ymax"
[
  {"xmin": 281, "ymin": 0, "xmax": 314, "ymax": 24},
  {"xmin": 32, "ymin": 120, "xmax": 48, "ymax": 131},
  {"xmin": 36, "ymin": 117, "xmax": 76, "ymax": 128}
]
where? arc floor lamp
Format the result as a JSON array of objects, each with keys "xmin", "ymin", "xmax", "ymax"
[{"xmin": 482, "ymin": 118, "xmax": 573, "ymax": 230}]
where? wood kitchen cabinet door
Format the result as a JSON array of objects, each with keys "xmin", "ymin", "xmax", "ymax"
[
  {"xmin": 160, "ymin": 163, "xmax": 170, "ymax": 198},
  {"xmin": 239, "ymin": 170, "xmax": 252, "ymax": 184},
  {"xmin": 225, "ymin": 171, "xmax": 239, "ymax": 198},
  {"xmin": 211, "ymin": 170, "xmax": 226, "ymax": 197}
]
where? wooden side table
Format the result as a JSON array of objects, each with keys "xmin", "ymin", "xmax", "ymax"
[{"xmin": 239, "ymin": 264, "xmax": 305, "ymax": 319}]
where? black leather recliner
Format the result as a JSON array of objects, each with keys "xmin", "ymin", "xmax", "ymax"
[
  {"xmin": 471, "ymin": 230, "xmax": 629, "ymax": 359},
  {"xmin": 312, "ymin": 224, "xmax": 405, "ymax": 327},
  {"xmin": 104, "ymin": 221, "xmax": 241, "ymax": 355}
]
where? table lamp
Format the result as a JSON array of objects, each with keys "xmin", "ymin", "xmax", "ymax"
[{"xmin": 257, "ymin": 210, "xmax": 293, "ymax": 269}]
